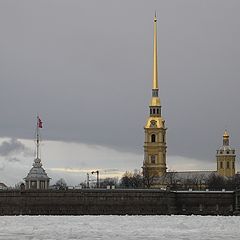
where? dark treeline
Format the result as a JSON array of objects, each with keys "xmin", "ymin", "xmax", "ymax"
[
  {"xmin": 207, "ymin": 174, "xmax": 240, "ymax": 191},
  {"xmin": 57, "ymin": 171, "xmax": 240, "ymax": 190},
  {"xmin": 118, "ymin": 171, "xmax": 240, "ymax": 191}
]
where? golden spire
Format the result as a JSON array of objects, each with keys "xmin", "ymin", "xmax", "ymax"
[
  {"xmin": 150, "ymin": 13, "xmax": 161, "ymax": 107},
  {"xmin": 153, "ymin": 12, "xmax": 158, "ymax": 90}
]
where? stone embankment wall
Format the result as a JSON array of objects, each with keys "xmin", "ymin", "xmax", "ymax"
[
  {"xmin": 0, "ymin": 189, "xmax": 236, "ymax": 215},
  {"xmin": 175, "ymin": 191, "xmax": 234, "ymax": 215}
]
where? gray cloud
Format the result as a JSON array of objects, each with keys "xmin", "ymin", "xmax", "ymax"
[
  {"xmin": 0, "ymin": 161, "xmax": 5, "ymax": 171},
  {"xmin": 0, "ymin": 138, "xmax": 32, "ymax": 158},
  {"xmin": 7, "ymin": 157, "xmax": 21, "ymax": 162},
  {"xmin": 0, "ymin": 0, "xmax": 239, "ymax": 164}
]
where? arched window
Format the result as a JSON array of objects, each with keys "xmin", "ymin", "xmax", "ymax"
[
  {"xmin": 151, "ymin": 155, "xmax": 156, "ymax": 164},
  {"xmin": 220, "ymin": 162, "xmax": 223, "ymax": 168},
  {"xmin": 151, "ymin": 134, "xmax": 156, "ymax": 142}
]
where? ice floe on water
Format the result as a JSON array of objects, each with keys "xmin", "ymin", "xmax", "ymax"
[{"xmin": 0, "ymin": 215, "xmax": 240, "ymax": 240}]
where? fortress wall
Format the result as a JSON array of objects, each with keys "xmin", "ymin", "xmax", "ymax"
[
  {"xmin": 0, "ymin": 189, "xmax": 236, "ymax": 215},
  {"xmin": 176, "ymin": 191, "xmax": 235, "ymax": 215},
  {"xmin": 0, "ymin": 189, "xmax": 176, "ymax": 215}
]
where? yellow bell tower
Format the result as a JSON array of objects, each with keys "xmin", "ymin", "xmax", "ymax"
[
  {"xmin": 216, "ymin": 130, "xmax": 236, "ymax": 177},
  {"xmin": 142, "ymin": 14, "xmax": 167, "ymax": 178}
]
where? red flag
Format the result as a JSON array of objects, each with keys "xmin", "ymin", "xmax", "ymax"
[{"xmin": 38, "ymin": 117, "xmax": 43, "ymax": 128}]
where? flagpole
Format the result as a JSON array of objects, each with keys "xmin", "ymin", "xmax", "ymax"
[{"xmin": 36, "ymin": 115, "xmax": 39, "ymax": 159}]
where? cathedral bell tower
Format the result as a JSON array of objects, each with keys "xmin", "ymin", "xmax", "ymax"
[
  {"xmin": 142, "ymin": 14, "xmax": 167, "ymax": 178},
  {"xmin": 216, "ymin": 130, "xmax": 236, "ymax": 177}
]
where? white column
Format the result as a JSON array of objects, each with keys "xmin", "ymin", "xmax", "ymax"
[{"xmin": 37, "ymin": 180, "xmax": 40, "ymax": 189}]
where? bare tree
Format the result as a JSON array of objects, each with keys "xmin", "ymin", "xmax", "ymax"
[
  {"xmin": 206, "ymin": 173, "xmax": 226, "ymax": 190},
  {"xmin": 54, "ymin": 178, "xmax": 67, "ymax": 190},
  {"xmin": 163, "ymin": 170, "xmax": 178, "ymax": 190},
  {"xmin": 142, "ymin": 168, "xmax": 155, "ymax": 189},
  {"xmin": 100, "ymin": 177, "xmax": 119, "ymax": 188},
  {"xmin": 120, "ymin": 170, "xmax": 143, "ymax": 188}
]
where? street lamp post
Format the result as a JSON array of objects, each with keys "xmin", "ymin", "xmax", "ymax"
[
  {"xmin": 91, "ymin": 170, "xmax": 100, "ymax": 188},
  {"xmin": 86, "ymin": 173, "xmax": 90, "ymax": 188}
]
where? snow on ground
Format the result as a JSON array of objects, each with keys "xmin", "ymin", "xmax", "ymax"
[{"xmin": 0, "ymin": 215, "xmax": 239, "ymax": 240}]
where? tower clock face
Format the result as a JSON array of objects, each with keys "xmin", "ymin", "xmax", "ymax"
[{"xmin": 150, "ymin": 120, "xmax": 157, "ymax": 128}]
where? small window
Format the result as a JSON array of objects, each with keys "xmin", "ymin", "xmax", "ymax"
[
  {"xmin": 232, "ymin": 162, "xmax": 235, "ymax": 169},
  {"xmin": 227, "ymin": 162, "xmax": 230, "ymax": 168},
  {"xmin": 220, "ymin": 151, "xmax": 223, "ymax": 154},
  {"xmin": 233, "ymin": 150, "xmax": 235, "ymax": 154},
  {"xmin": 227, "ymin": 151, "xmax": 229, "ymax": 154},
  {"xmin": 153, "ymin": 109, "xmax": 155, "ymax": 114},
  {"xmin": 157, "ymin": 108, "xmax": 159, "ymax": 114},
  {"xmin": 151, "ymin": 134, "xmax": 156, "ymax": 142},
  {"xmin": 151, "ymin": 155, "xmax": 156, "ymax": 164},
  {"xmin": 150, "ymin": 109, "xmax": 152, "ymax": 114},
  {"xmin": 220, "ymin": 162, "xmax": 223, "ymax": 168}
]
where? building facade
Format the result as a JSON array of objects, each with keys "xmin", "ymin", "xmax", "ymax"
[
  {"xmin": 216, "ymin": 130, "xmax": 236, "ymax": 177},
  {"xmin": 142, "ymin": 15, "xmax": 167, "ymax": 178}
]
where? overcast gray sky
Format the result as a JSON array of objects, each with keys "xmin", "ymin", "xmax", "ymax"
[{"xmin": 0, "ymin": 0, "xmax": 240, "ymax": 185}]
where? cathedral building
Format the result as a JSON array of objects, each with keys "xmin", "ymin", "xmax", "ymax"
[
  {"xmin": 163, "ymin": 131, "xmax": 238, "ymax": 190},
  {"xmin": 142, "ymin": 16, "xmax": 237, "ymax": 187},
  {"xmin": 142, "ymin": 14, "xmax": 167, "ymax": 178}
]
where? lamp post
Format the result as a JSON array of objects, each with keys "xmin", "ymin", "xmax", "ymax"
[
  {"xmin": 91, "ymin": 170, "xmax": 99, "ymax": 188},
  {"xmin": 86, "ymin": 173, "xmax": 90, "ymax": 188}
]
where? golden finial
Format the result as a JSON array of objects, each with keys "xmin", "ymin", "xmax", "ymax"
[
  {"xmin": 223, "ymin": 130, "xmax": 229, "ymax": 139},
  {"xmin": 152, "ymin": 12, "xmax": 158, "ymax": 90}
]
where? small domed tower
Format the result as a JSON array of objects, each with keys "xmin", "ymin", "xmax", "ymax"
[
  {"xmin": 25, "ymin": 158, "xmax": 50, "ymax": 190},
  {"xmin": 216, "ymin": 130, "xmax": 236, "ymax": 177},
  {"xmin": 24, "ymin": 116, "xmax": 50, "ymax": 189}
]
